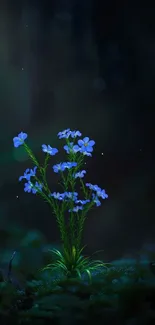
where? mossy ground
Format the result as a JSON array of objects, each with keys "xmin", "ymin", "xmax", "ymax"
[{"xmin": 0, "ymin": 227, "xmax": 155, "ymax": 325}]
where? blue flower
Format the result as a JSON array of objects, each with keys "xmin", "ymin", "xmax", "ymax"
[
  {"xmin": 34, "ymin": 182, "xmax": 43, "ymax": 193},
  {"xmin": 70, "ymin": 131, "xmax": 82, "ymax": 138},
  {"xmin": 42, "ymin": 144, "xmax": 58, "ymax": 156},
  {"xmin": 24, "ymin": 181, "xmax": 43, "ymax": 194},
  {"xmin": 75, "ymin": 199, "xmax": 90, "ymax": 205},
  {"xmin": 63, "ymin": 142, "xmax": 74, "ymax": 154},
  {"xmin": 82, "ymin": 151, "xmax": 92, "ymax": 157},
  {"xmin": 53, "ymin": 163, "xmax": 66, "ymax": 173},
  {"xmin": 19, "ymin": 168, "xmax": 31, "ymax": 181},
  {"xmin": 86, "ymin": 183, "xmax": 108, "ymax": 200},
  {"xmin": 49, "ymin": 191, "xmax": 78, "ymax": 202},
  {"xmin": 58, "ymin": 129, "xmax": 82, "ymax": 139},
  {"xmin": 92, "ymin": 194, "xmax": 101, "ymax": 207},
  {"xmin": 49, "ymin": 192, "xmax": 66, "ymax": 200},
  {"xmin": 73, "ymin": 170, "xmax": 86, "ymax": 178},
  {"xmin": 62, "ymin": 162, "xmax": 77, "ymax": 169},
  {"xmin": 97, "ymin": 189, "xmax": 108, "ymax": 199},
  {"xmin": 69, "ymin": 206, "xmax": 83, "ymax": 213},
  {"xmin": 13, "ymin": 132, "xmax": 28, "ymax": 148},
  {"xmin": 53, "ymin": 162, "xmax": 77, "ymax": 173},
  {"xmin": 24, "ymin": 181, "xmax": 36, "ymax": 194},
  {"xmin": 57, "ymin": 128, "xmax": 71, "ymax": 139},
  {"xmin": 93, "ymin": 185, "xmax": 101, "ymax": 191},
  {"xmin": 71, "ymin": 137, "xmax": 95, "ymax": 157},
  {"xmin": 77, "ymin": 137, "xmax": 95, "ymax": 153},
  {"xmin": 72, "ymin": 144, "xmax": 93, "ymax": 156},
  {"xmin": 64, "ymin": 191, "xmax": 78, "ymax": 201},
  {"xmin": 64, "ymin": 142, "xmax": 81, "ymax": 154},
  {"xmin": 19, "ymin": 166, "xmax": 37, "ymax": 181},
  {"xmin": 85, "ymin": 183, "xmax": 95, "ymax": 190},
  {"xmin": 86, "ymin": 183, "xmax": 100, "ymax": 191}
]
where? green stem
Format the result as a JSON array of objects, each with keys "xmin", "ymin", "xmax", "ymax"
[
  {"xmin": 23, "ymin": 143, "xmax": 40, "ymax": 167},
  {"xmin": 76, "ymin": 201, "xmax": 95, "ymax": 249},
  {"xmin": 68, "ymin": 172, "xmax": 77, "ymax": 249}
]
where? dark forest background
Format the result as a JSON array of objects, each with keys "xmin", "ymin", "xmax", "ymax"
[{"xmin": 0, "ymin": 0, "xmax": 155, "ymax": 261}]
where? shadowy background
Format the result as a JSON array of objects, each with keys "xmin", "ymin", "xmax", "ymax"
[{"xmin": 0, "ymin": 0, "xmax": 155, "ymax": 261}]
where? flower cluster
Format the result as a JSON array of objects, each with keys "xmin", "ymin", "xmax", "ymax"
[
  {"xmin": 85, "ymin": 183, "xmax": 108, "ymax": 207},
  {"xmin": 24, "ymin": 181, "xmax": 43, "ymax": 194},
  {"xmin": 42, "ymin": 144, "xmax": 58, "ymax": 156},
  {"xmin": 19, "ymin": 166, "xmax": 37, "ymax": 182},
  {"xmin": 57, "ymin": 129, "xmax": 82, "ymax": 139},
  {"xmin": 58, "ymin": 129, "xmax": 95, "ymax": 157},
  {"xmin": 13, "ymin": 127, "xmax": 108, "ymax": 255},
  {"xmin": 53, "ymin": 162, "xmax": 77, "ymax": 173},
  {"xmin": 49, "ymin": 191, "xmax": 78, "ymax": 202},
  {"xmin": 13, "ymin": 129, "xmax": 108, "ymax": 211}
]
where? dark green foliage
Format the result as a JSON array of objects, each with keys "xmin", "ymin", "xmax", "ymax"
[
  {"xmin": 1, "ymin": 227, "xmax": 155, "ymax": 324},
  {"xmin": 1, "ymin": 263, "xmax": 155, "ymax": 325}
]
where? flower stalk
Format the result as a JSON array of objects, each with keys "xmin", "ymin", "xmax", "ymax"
[{"xmin": 13, "ymin": 129, "xmax": 108, "ymax": 279}]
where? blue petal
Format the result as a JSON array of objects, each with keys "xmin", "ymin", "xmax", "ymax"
[
  {"xmin": 73, "ymin": 145, "xmax": 80, "ymax": 152},
  {"xmin": 13, "ymin": 137, "xmax": 20, "ymax": 147},
  {"xmin": 86, "ymin": 146, "xmax": 93, "ymax": 152},
  {"xmin": 78, "ymin": 139, "xmax": 84, "ymax": 146},
  {"xmin": 89, "ymin": 140, "xmax": 95, "ymax": 146},
  {"xmin": 42, "ymin": 144, "xmax": 47, "ymax": 151},
  {"xmin": 83, "ymin": 137, "xmax": 89, "ymax": 143},
  {"xmin": 18, "ymin": 132, "xmax": 28, "ymax": 140}
]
